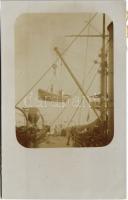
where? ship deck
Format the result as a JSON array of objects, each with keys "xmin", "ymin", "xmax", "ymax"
[{"xmin": 38, "ymin": 135, "xmax": 73, "ymax": 148}]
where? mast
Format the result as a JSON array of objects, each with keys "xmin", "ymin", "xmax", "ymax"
[
  {"xmin": 100, "ymin": 13, "xmax": 107, "ymax": 121},
  {"xmin": 107, "ymin": 22, "xmax": 114, "ymax": 138},
  {"xmin": 65, "ymin": 14, "xmax": 108, "ymax": 122}
]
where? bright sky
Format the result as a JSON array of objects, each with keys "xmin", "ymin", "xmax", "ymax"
[{"xmin": 15, "ymin": 13, "xmax": 111, "ymax": 126}]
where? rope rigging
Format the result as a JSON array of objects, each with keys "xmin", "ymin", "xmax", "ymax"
[
  {"xmin": 50, "ymin": 67, "xmax": 98, "ymax": 128},
  {"xmin": 47, "ymin": 37, "xmax": 105, "ymax": 127},
  {"xmin": 15, "ymin": 13, "xmax": 97, "ymax": 106},
  {"xmin": 16, "ymin": 66, "xmax": 52, "ymax": 106},
  {"xmin": 16, "ymin": 12, "xmax": 106, "ymax": 131},
  {"xmin": 65, "ymin": 67, "xmax": 99, "ymax": 127},
  {"xmin": 79, "ymin": 15, "xmax": 90, "ymax": 124},
  {"xmin": 54, "ymin": 30, "xmax": 106, "ymax": 127}
]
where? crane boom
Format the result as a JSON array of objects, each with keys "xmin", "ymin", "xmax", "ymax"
[{"xmin": 54, "ymin": 47, "xmax": 101, "ymax": 121}]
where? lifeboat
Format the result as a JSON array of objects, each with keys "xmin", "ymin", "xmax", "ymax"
[{"xmin": 38, "ymin": 89, "xmax": 70, "ymax": 102}]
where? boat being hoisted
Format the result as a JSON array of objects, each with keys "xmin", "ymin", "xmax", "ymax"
[
  {"xmin": 54, "ymin": 15, "xmax": 114, "ymax": 147},
  {"xmin": 38, "ymin": 89, "xmax": 71, "ymax": 102},
  {"xmin": 15, "ymin": 13, "xmax": 114, "ymax": 147},
  {"xmin": 38, "ymin": 62, "xmax": 71, "ymax": 103}
]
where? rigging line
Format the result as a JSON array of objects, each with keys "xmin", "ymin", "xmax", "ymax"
[
  {"xmin": 87, "ymin": 33, "xmax": 109, "ymax": 77},
  {"xmin": 53, "ymin": 15, "xmax": 97, "ymax": 71},
  {"xmin": 66, "ymin": 69, "xmax": 98, "ymax": 127},
  {"xmin": 84, "ymin": 20, "xmax": 102, "ymax": 35},
  {"xmin": 52, "ymin": 18, "xmax": 103, "ymax": 126},
  {"xmin": 87, "ymin": 53, "xmax": 106, "ymax": 77},
  {"xmin": 15, "ymin": 66, "xmax": 52, "ymax": 106},
  {"xmin": 61, "ymin": 13, "xmax": 97, "ymax": 56},
  {"xmin": 51, "ymin": 68, "xmax": 98, "ymax": 128},
  {"xmin": 51, "ymin": 68, "xmax": 97, "ymax": 126},
  {"xmin": 50, "ymin": 105, "xmax": 67, "ymax": 126},
  {"xmin": 47, "ymin": 14, "xmax": 98, "ymax": 72},
  {"xmin": 86, "ymin": 40, "xmax": 108, "ymax": 77},
  {"xmin": 54, "ymin": 60, "xmax": 59, "ymax": 91},
  {"xmin": 16, "ymin": 14, "xmax": 97, "ymax": 107},
  {"xmin": 46, "ymin": 72, "xmax": 54, "ymax": 91},
  {"xmin": 87, "ymin": 62, "xmax": 96, "ymax": 76},
  {"xmin": 86, "ymin": 50, "xmax": 101, "ymax": 76},
  {"xmin": 86, "ymin": 70, "xmax": 98, "ymax": 94},
  {"xmin": 79, "ymin": 18, "xmax": 90, "ymax": 123},
  {"xmin": 52, "ymin": 15, "xmax": 98, "ymax": 125},
  {"xmin": 54, "ymin": 47, "xmax": 101, "ymax": 120},
  {"xmin": 53, "ymin": 47, "xmax": 100, "ymax": 126},
  {"xmin": 82, "ymin": 15, "xmax": 90, "ymax": 87},
  {"xmin": 66, "ymin": 99, "xmax": 83, "ymax": 127}
]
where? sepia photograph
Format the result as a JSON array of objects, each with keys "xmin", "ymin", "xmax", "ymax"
[
  {"xmin": 15, "ymin": 13, "xmax": 114, "ymax": 148},
  {"xmin": 2, "ymin": 1, "xmax": 126, "ymax": 198}
]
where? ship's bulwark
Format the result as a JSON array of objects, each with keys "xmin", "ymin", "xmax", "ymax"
[{"xmin": 61, "ymin": 118, "xmax": 112, "ymax": 147}]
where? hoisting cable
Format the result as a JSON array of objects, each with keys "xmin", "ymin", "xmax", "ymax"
[
  {"xmin": 66, "ymin": 99, "xmax": 83, "ymax": 127},
  {"xmin": 50, "ymin": 105, "xmax": 67, "ymax": 126},
  {"xmin": 50, "ymin": 65, "xmax": 99, "ymax": 128},
  {"xmin": 51, "ymin": 44, "xmax": 100, "ymax": 127},
  {"xmin": 51, "ymin": 29, "xmax": 101, "ymax": 127},
  {"xmin": 15, "ymin": 66, "xmax": 52, "ymax": 106},
  {"xmin": 16, "ymin": 13, "xmax": 97, "ymax": 107},
  {"xmin": 67, "ymin": 68, "xmax": 99, "ymax": 127},
  {"xmin": 79, "ymin": 16, "xmax": 90, "ymax": 123},
  {"xmin": 85, "ymin": 70, "xmax": 98, "ymax": 94}
]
